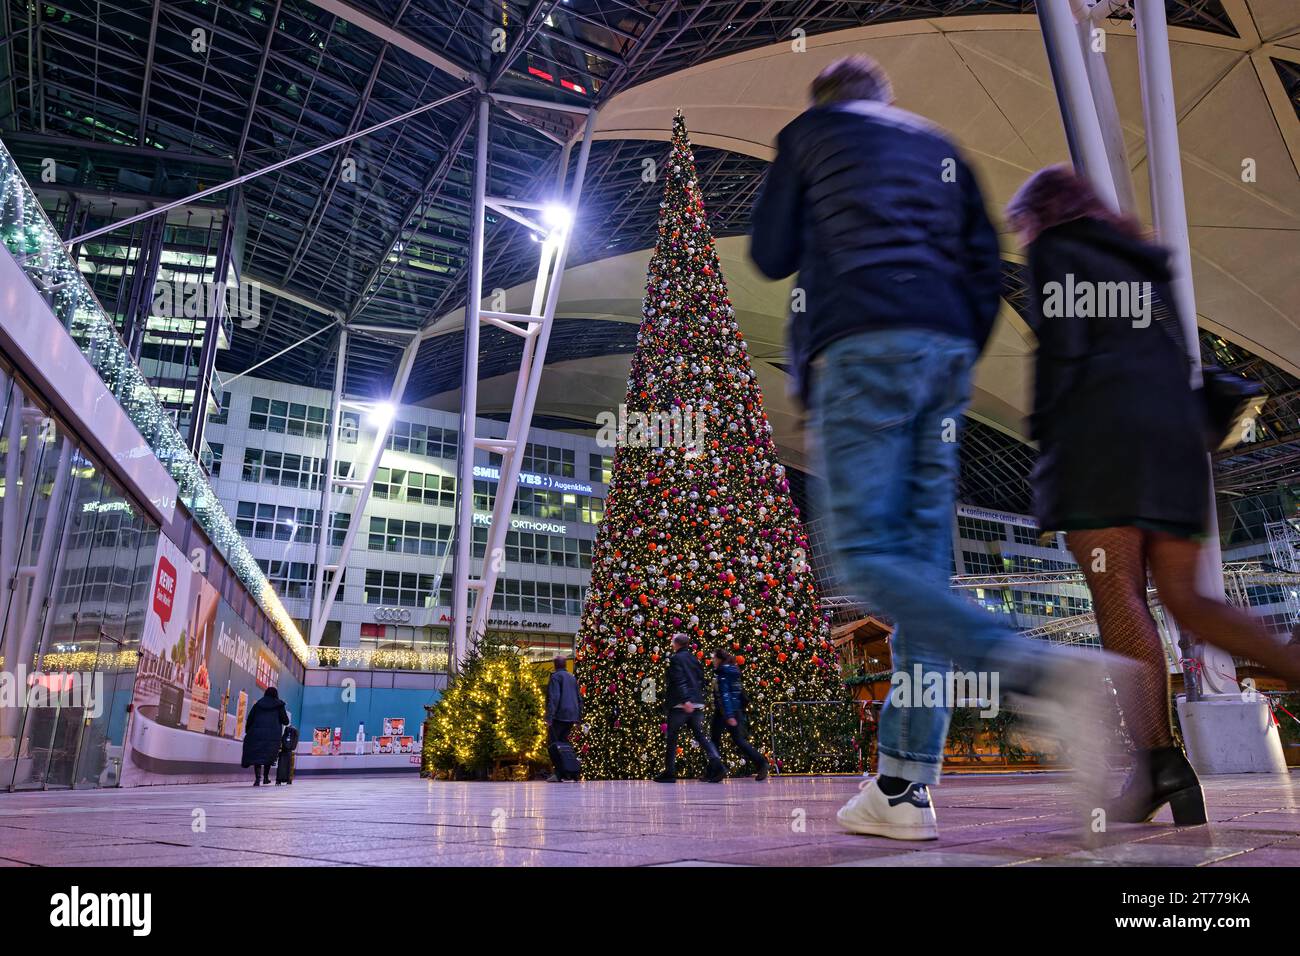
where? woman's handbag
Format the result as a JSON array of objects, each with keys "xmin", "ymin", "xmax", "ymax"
[{"xmin": 1151, "ymin": 290, "xmax": 1265, "ymax": 451}]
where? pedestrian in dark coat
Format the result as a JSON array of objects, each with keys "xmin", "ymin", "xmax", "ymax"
[
  {"xmin": 241, "ymin": 686, "xmax": 288, "ymax": 786},
  {"xmin": 654, "ymin": 634, "xmax": 724, "ymax": 783},
  {"xmin": 544, "ymin": 656, "xmax": 582, "ymax": 781},
  {"xmin": 1009, "ymin": 164, "xmax": 1300, "ymax": 828},
  {"xmin": 710, "ymin": 649, "xmax": 769, "ymax": 780}
]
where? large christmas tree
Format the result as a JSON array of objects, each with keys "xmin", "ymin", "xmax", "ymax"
[{"xmin": 572, "ymin": 114, "xmax": 843, "ymax": 780}]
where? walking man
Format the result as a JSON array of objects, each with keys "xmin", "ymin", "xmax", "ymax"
[
  {"xmin": 710, "ymin": 648, "xmax": 769, "ymax": 781},
  {"xmin": 545, "ymin": 655, "xmax": 581, "ymax": 781},
  {"xmin": 655, "ymin": 634, "xmax": 725, "ymax": 783},
  {"xmin": 749, "ymin": 54, "xmax": 1122, "ymax": 839}
]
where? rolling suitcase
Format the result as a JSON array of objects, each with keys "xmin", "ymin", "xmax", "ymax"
[
  {"xmin": 275, "ymin": 752, "xmax": 295, "ymax": 785},
  {"xmin": 548, "ymin": 740, "xmax": 580, "ymax": 780}
]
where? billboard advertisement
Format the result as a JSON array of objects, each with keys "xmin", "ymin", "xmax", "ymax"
[{"xmin": 122, "ymin": 537, "xmax": 301, "ymax": 785}]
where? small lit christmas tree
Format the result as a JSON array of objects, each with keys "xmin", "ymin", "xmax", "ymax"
[
  {"xmin": 572, "ymin": 114, "xmax": 842, "ymax": 780},
  {"xmin": 424, "ymin": 641, "xmax": 548, "ymax": 779}
]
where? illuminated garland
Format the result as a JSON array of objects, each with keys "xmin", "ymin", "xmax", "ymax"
[
  {"xmin": 0, "ymin": 141, "xmax": 309, "ymax": 665},
  {"xmin": 571, "ymin": 114, "xmax": 844, "ymax": 780},
  {"xmin": 310, "ymin": 647, "xmax": 449, "ymax": 671}
]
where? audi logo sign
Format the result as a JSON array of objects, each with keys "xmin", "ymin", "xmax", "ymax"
[{"xmin": 374, "ymin": 607, "xmax": 412, "ymax": 623}]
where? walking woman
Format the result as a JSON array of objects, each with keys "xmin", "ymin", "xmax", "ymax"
[
  {"xmin": 1007, "ymin": 165, "xmax": 1300, "ymax": 825},
  {"xmin": 241, "ymin": 686, "xmax": 289, "ymax": 787},
  {"xmin": 710, "ymin": 648, "xmax": 769, "ymax": 780}
]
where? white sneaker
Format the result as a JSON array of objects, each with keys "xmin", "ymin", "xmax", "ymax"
[{"xmin": 836, "ymin": 776, "xmax": 939, "ymax": 840}]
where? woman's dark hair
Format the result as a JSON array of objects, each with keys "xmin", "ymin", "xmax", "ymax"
[
  {"xmin": 1006, "ymin": 164, "xmax": 1148, "ymax": 245},
  {"xmin": 712, "ymin": 647, "xmax": 734, "ymax": 664},
  {"xmin": 264, "ymin": 686, "xmax": 279, "ymax": 699}
]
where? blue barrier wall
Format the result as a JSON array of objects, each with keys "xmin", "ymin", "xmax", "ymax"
[{"xmin": 298, "ymin": 681, "xmax": 442, "ymax": 744}]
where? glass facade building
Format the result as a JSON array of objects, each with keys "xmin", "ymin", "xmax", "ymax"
[{"xmin": 207, "ymin": 375, "xmax": 613, "ymax": 668}]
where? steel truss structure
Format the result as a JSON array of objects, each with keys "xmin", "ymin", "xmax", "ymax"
[{"xmin": 3, "ymin": 0, "xmax": 1296, "ymax": 673}]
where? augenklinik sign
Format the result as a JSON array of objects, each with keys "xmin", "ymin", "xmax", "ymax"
[{"xmin": 472, "ymin": 463, "xmax": 593, "ymax": 496}]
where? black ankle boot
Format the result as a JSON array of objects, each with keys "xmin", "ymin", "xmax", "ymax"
[{"xmin": 1108, "ymin": 746, "xmax": 1206, "ymax": 825}]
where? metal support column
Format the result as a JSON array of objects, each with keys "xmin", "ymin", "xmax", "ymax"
[
  {"xmin": 466, "ymin": 110, "xmax": 598, "ymax": 651},
  {"xmin": 310, "ymin": 326, "xmax": 347, "ymax": 646},
  {"xmin": 450, "ymin": 94, "xmax": 491, "ymax": 670},
  {"xmin": 187, "ymin": 205, "xmax": 237, "ymax": 456},
  {"xmin": 309, "ymin": 330, "xmax": 420, "ymax": 647},
  {"xmin": 1133, "ymin": 0, "xmax": 1236, "ymax": 695},
  {"xmin": 1037, "ymin": 0, "xmax": 1122, "ymax": 210}
]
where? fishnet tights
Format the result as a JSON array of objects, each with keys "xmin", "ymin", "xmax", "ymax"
[
  {"xmin": 1068, "ymin": 529, "xmax": 1173, "ymax": 749},
  {"xmin": 1070, "ymin": 527, "xmax": 1300, "ymax": 750}
]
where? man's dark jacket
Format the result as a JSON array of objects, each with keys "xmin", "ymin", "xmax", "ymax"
[
  {"xmin": 545, "ymin": 668, "xmax": 582, "ymax": 723},
  {"xmin": 749, "ymin": 101, "xmax": 1002, "ymax": 404},
  {"xmin": 666, "ymin": 648, "xmax": 707, "ymax": 708}
]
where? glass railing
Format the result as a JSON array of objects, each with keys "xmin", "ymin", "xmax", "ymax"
[{"xmin": 0, "ymin": 138, "xmax": 310, "ymax": 665}]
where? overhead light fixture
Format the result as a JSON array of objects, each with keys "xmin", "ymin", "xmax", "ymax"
[
  {"xmin": 542, "ymin": 203, "xmax": 572, "ymax": 233},
  {"xmin": 368, "ymin": 402, "xmax": 395, "ymax": 427}
]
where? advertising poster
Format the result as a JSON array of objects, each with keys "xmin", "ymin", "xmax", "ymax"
[
  {"xmin": 122, "ymin": 537, "xmax": 302, "ymax": 785},
  {"xmin": 312, "ymin": 729, "xmax": 330, "ymax": 756},
  {"xmin": 383, "ymin": 717, "xmax": 405, "ymax": 737}
]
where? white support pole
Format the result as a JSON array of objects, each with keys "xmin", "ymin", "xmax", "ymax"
[
  {"xmin": 469, "ymin": 110, "xmax": 597, "ymax": 642},
  {"xmin": 310, "ymin": 327, "xmax": 347, "ymax": 646},
  {"xmin": 451, "ymin": 94, "xmax": 492, "ymax": 670},
  {"xmin": 1037, "ymin": 0, "xmax": 1122, "ymax": 211},
  {"xmin": 313, "ymin": 334, "xmax": 420, "ymax": 642},
  {"xmin": 1133, "ymin": 0, "xmax": 1237, "ymax": 697},
  {"xmin": 1074, "ymin": 14, "xmax": 1138, "ymax": 214}
]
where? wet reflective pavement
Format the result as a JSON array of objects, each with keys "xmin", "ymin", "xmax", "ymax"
[{"xmin": 1, "ymin": 771, "xmax": 1298, "ymax": 866}]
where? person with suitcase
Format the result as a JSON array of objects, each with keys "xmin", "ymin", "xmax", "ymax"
[
  {"xmin": 276, "ymin": 721, "xmax": 299, "ymax": 785},
  {"xmin": 545, "ymin": 655, "xmax": 581, "ymax": 781}
]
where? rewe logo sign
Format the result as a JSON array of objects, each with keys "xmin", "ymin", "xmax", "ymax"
[{"xmin": 153, "ymin": 556, "xmax": 177, "ymax": 625}]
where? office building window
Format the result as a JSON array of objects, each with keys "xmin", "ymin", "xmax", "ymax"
[
  {"xmin": 256, "ymin": 559, "xmax": 340, "ymax": 600},
  {"xmin": 241, "ymin": 448, "xmax": 323, "ymax": 490},
  {"xmin": 387, "ymin": 419, "xmax": 457, "ymax": 459},
  {"xmin": 522, "ymin": 442, "xmax": 575, "ymax": 477},
  {"xmin": 368, "ymin": 517, "xmax": 452, "ymax": 556},
  {"xmin": 374, "ymin": 466, "xmax": 455, "ymax": 506},
  {"xmin": 956, "ymin": 516, "xmax": 1005, "ymax": 542},
  {"xmin": 210, "ymin": 391, "xmax": 231, "ymax": 425},
  {"xmin": 491, "ymin": 579, "xmax": 584, "ymax": 616},
  {"xmin": 589, "ymin": 453, "xmax": 612, "ymax": 484},
  {"xmin": 472, "ymin": 527, "xmax": 592, "ymax": 569},
  {"xmin": 363, "ymin": 569, "xmax": 438, "ymax": 608}
]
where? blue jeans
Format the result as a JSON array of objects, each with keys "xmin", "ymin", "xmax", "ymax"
[{"xmin": 810, "ymin": 329, "xmax": 1052, "ymax": 785}]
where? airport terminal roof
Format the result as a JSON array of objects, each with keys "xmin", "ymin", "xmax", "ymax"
[{"xmin": 3, "ymin": 0, "xmax": 1297, "ymax": 531}]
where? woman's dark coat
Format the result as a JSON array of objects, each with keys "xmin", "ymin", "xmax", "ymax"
[
  {"xmin": 241, "ymin": 692, "xmax": 289, "ymax": 767},
  {"xmin": 1025, "ymin": 216, "xmax": 1208, "ymax": 535}
]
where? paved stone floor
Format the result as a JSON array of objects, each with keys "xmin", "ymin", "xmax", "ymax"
[{"xmin": 1, "ymin": 771, "xmax": 1299, "ymax": 867}]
